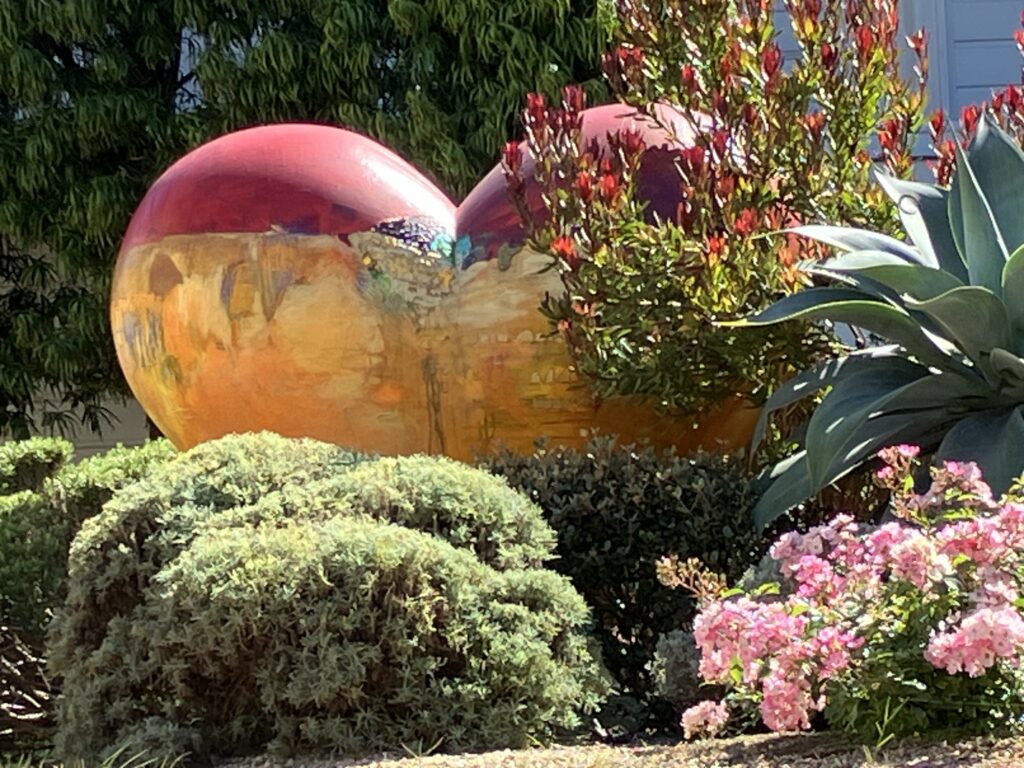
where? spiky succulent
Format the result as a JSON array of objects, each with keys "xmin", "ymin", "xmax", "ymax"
[{"xmin": 735, "ymin": 117, "xmax": 1024, "ymax": 527}]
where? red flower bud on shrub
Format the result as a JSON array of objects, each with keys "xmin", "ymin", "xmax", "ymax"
[
  {"xmin": 804, "ymin": 111, "xmax": 826, "ymax": 142},
  {"xmin": 599, "ymin": 172, "xmax": 621, "ymax": 203},
  {"xmin": 961, "ymin": 104, "xmax": 981, "ymax": 135},
  {"xmin": 1015, "ymin": 29, "xmax": 1024, "ymax": 55},
  {"xmin": 551, "ymin": 235, "xmax": 580, "ymax": 271},
  {"xmin": 1006, "ymin": 86, "xmax": 1023, "ymax": 113},
  {"xmin": 856, "ymin": 27, "xmax": 875, "ymax": 66},
  {"xmin": 680, "ymin": 64, "xmax": 698, "ymax": 94},
  {"xmin": 716, "ymin": 173, "xmax": 736, "ymax": 200},
  {"xmin": 907, "ymin": 28, "xmax": 927, "ymax": 58},
  {"xmin": 820, "ymin": 43, "xmax": 837, "ymax": 71},
  {"xmin": 761, "ymin": 43, "xmax": 782, "ymax": 83},
  {"xmin": 525, "ymin": 92, "xmax": 548, "ymax": 129},
  {"xmin": 575, "ymin": 171, "xmax": 594, "ymax": 203},
  {"xmin": 733, "ymin": 207, "xmax": 759, "ymax": 237},
  {"xmin": 878, "ymin": 118, "xmax": 902, "ymax": 153},
  {"xmin": 502, "ymin": 141, "xmax": 523, "ymax": 175},
  {"xmin": 706, "ymin": 235, "xmax": 726, "ymax": 264},
  {"xmin": 617, "ymin": 127, "xmax": 646, "ymax": 159},
  {"xmin": 562, "ymin": 84, "xmax": 586, "ymax": 115},
  {"xmin": 710, "ymin": 129, "xmax": 730, "ymax": 160},
  {"xmin": 680, "ymin": 145, "xmax": 705, "ymax": 179},
  {"xmin": 929, "ymin": 109, "xmax": 945, "ymax": 139}
]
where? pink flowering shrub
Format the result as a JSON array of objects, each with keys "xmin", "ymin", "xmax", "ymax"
[{"xmin": 672, "ymin": 447, "xmax": 1024, "ymax": 741}]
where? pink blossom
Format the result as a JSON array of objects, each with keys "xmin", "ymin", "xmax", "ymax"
[
  {"xmin": 791, "ymin": 555, "xmax": 840, "ymax": 598},
  {"xmin": 971, "ymin": 567, "xmax": 1019, "ymax": 608},
  {"xmin": 681, "ymin": 699, "xmax": 729, "ymax": 739},
  {"xmin": 925, "ymin": 607, "xmax": 1024, "ymax": 677},
  {"xmin": 693, "ymin": 598, "xmax": 809, "ymax": 685},
  {"xmin": 938, "ymin": 516, "xmax": 1008, "ymax": 566},
  {"xmin": 814, "ymin": 626, "xmax": 863, "ymax": 678},
  {"xmin": 877, "ymin": 444, "xmax": 921, "ymax": 466},
  {"xmin": 889, "ymin": 531, "xmax": 954, "ymax": 589},
  {"xmin": 997, "ymin": 502, "xmax": 1024, "ymax": 548},
  {"xmin": 760, "ymin": 667, "xmax": 817, "ymax": 732},
  {"xmin": 865, "ymin": 522, "xmax": 912, "ymax": 565},
  {"xmin": 689, "ymin": 456, "xmax": 1024, "ymax": 736}
]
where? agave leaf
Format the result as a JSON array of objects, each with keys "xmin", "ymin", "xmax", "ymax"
[
  {"xmin": 726, "ymin": 287, "xmax": 880, "ymax": 326},
  {"xmin": 815, "ymin": 259, "xmax": 964, "ymax": 302},
  {"xmin": 804, "ymin": 366, "xmax": 935, "ymax": 488},
  {"xmin": 934, "ymin": 405, "xmax": 1024, "ymax": 497},
  {"xmin": 729, "ymin": 288, "xmax": 952, "ymax": 367},
  {"xmin": 751, "ymin": 346, "xmax": 910, "ymax": 449},
  {"xmin": 948, "ymin": 123, "xmax": 1019, "ymax": 292},
  {"xmin": 790, "ymin": 225, "xmax": 925, "ymax": 264},
  {"xmin": 807, "ymin": 261, "xmax": 964, "ymax": 345},
  {"xmin": 968, "ymin": 117, "xmax": 1024, "ymax": 257},
  {"xmin": 874, "ymin": 172, "xmax": 967, "ymax": 280},
  {"xmin": 1001, "ymin": 244, "xmax": 1024, "ymax": 345},
  {"xmin": 989, "ymin": 347, "xmax": 1024, "ymax": 400},
  {"xmin": 819, "ymin": 251, "xmax": 922, "ymax": 271},
  {"xmin": 753, "ymin": 406, "xmax": 955, "ymax": 528},
  {"xmin": 904, "ymin": 286, "xmax": 1011, "ymax": 382},
  {"xmin": 751, "ymin": 451, "xmax": 813, "ymax": 530}
]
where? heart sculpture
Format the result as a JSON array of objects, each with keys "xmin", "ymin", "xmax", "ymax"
[{"xmin": 111, "ymin": 104, "xmax": 759, "ymax": 459}]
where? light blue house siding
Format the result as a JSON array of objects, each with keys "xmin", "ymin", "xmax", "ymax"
[
  {"xmin": 774, "ymin": 1, "xmax": 1021, "ymax": 116},
  {"xmin": 910, "ymin": 0, "xmax": 1022, "ymax": 114}
]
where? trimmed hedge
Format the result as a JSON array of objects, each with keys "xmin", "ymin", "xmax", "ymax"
[
  {"xmin": 324, "ymin": 456, "xmax": 557, "ymax": 570},
  {"xmin": 50, "ymin": 433, "xmax": 606, "ymax": 762},
  {"xmin": 483, "ymin": 437, "xmax": 768, "ymax": 723},
  {"xmin": 0, "ymin": 439, "xmax": 175, "ymax": 637},
  {"xmin": 0, "ymin": 437, "xmax": 73, "ymax": 495}
]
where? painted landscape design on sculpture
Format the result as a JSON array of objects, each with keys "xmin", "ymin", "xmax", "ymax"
[{"xmin": 111, "ymin": 108, "xmax": 758, "ymax": 459}]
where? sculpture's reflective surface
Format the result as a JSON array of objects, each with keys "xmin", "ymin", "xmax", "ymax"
[{"xmin": 112, "ymin": 107, "xmax": 758, "ymax": 457}]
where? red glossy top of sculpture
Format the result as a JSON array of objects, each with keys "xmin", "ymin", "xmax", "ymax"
[
  {"xmin": 457, "ymin": 103, "xmax": 702, "ymax": 263},
  {"xmin": 121, "ymin": 124, "xmax": 456, "ymax": 251}
]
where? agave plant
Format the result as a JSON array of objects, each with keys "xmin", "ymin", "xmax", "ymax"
[{"xmin": 734, "ymin": 117, "xmax": 1024, "ymax": 527}]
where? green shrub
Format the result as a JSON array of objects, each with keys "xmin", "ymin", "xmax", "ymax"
[
  {"xmin": 324, "ymin": 456, "xmax": 557, "ymax": 570},
  {"xmin": 49, "ymin": 433, "xmax": 606, "ymax": 762},
  {"xmin": 0, "ymin": 439, "xmax": 175, "ymax": 637},
  {"xmin": 651, "ymin": 629, "xmax": 709, "ymax": 714},
  {"xmin": 47, "ymin": 440, "xmax": 177, "ymax": 533},
  {"xmin": 0, "ymin": 491, "xmax": 56, "ymax": 634},
  {"xmin": 0, "ymin": 438, "xmax": 72, "ymax": 495},
  {"xmin": 481, "ymin": 437, "xmax": 767, "ymax": 723}
]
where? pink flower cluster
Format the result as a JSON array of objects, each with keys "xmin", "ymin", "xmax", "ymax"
[
  {"xmin": 925, "ymin": 606, "xmax": 1024, "ymax": 677},
  {"xmin": 692, "ymin": 579, "xmax": 862, "ymax": 731},
  {"xmin": 680, "ymin": 699, "xmax": 729, "ymax": 739},
  {"xmin": 683, "ymin": 453, "xmax": 1024, "ymax": 739}
]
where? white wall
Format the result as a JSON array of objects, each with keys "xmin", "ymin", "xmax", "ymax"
[{"xmin": 70, "ymin": 398, "xmax": 150, "ymax": 458}]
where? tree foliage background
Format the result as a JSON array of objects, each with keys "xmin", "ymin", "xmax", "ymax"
[{"xmin": 0, "ymin": 0, "xmax": 609, "ymax": 437}]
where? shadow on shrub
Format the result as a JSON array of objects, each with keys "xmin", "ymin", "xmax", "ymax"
[
  {"xmin": 482, "ymin": 437, "xmax": 768, "ymax": 728},
  {"xmin": 49, "ymin": 433, "xmax": 607, "ymax": 762},
  {"xmin": 0, "ymin": 438, "xmax": 176, "ymax": 638}
]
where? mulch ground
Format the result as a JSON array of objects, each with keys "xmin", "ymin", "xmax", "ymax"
[{"xmin": 224, "ymin": 733, "xmax": 1024, "ymax": 768}]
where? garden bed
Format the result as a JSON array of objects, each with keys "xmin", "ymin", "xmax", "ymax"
[{"xmin": 222, "ymin": 733, "xmax": 1024, "ymax": 768}]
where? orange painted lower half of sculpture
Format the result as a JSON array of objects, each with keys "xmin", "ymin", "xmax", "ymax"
[{"xmin": 111, "ymin": 232, "xmax": 758, "ymax": 459}]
